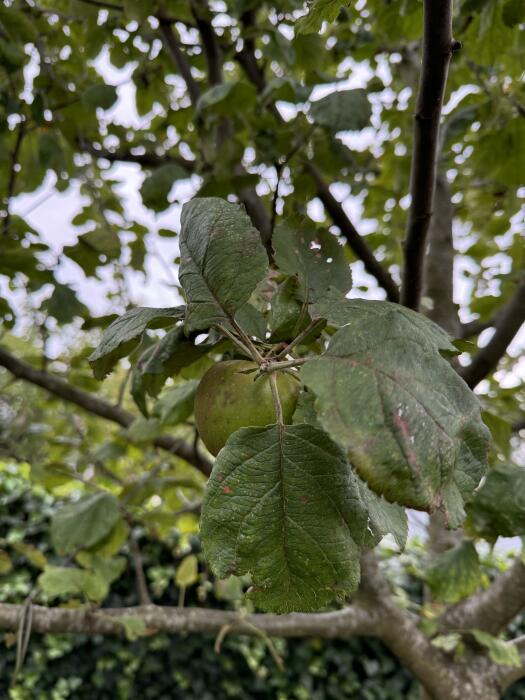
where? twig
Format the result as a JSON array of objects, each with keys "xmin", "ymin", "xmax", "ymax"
[
  {"xmin": 3, "ymin": 120, "xmax": 26, "ymax": 236},
  {"xmin": 400, "ymin": 0, "xmax": 458, "ymax": 310},
  {"xmin": 274, "ymin": 320, "xmax": 321, "ymax": 360},
  {"xmin": 215, "ymin": 324, "xmax": 253, "ymax": 360},
  {"xmin": 158, "ymin": 20, "xmax": 201, "ymax": 106},
  {"xmin": 128, "ymin": 530, "xmax": 152, "ymax": 606},
  {"xmin": 231, "ymin": 319, "xmax": 265, "ymax": 364},
  {"xmin": 459, "ymin": 275, "xmax": 525, "ymax": 388},
  {"xmin": 269, "ymin": 373, "xmax": 283, "ymax": 425}
]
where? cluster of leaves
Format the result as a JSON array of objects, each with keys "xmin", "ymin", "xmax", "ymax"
[{"xmin": 88, "ymin": 196, "xmax": 491, "ymax": 612}]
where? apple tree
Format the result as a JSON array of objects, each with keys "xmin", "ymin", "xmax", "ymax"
[{"xmin": 0, "ymin": 1, "xmax": 524, "ymax": 698}]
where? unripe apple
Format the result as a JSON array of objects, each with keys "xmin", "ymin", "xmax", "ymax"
[{"xmin": 194, "ymin": 360, "xmax": 300, "ymax": 456}]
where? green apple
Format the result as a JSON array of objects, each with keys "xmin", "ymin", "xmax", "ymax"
[{"xmin": 194, "ymin": 360, "xmax": 300, "ymax": 456}]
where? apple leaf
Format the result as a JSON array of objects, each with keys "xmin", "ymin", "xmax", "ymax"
[
  {"xmin": 471, "ymin": 630, "xmax": 521, "ymax": 668},
  {"xmin": 296, "ymin": 0, "xmax": 350, "ymax": 35},
  {"xmin": 51, "ymin": 492, "xmax": 120, "ymax": 555},
  {"xmin": 301, "ymin": 298, "xmax": 489, "ymax": 524},
  {"xmin": 179, "ymin": 197, "xmax": 268, "ymax": 331},
  {"xmin": 89, "ymin": 306, "xmax": 185, "ymax": 380},
  {"xmin": 39, "ymin": 566, "xmax": 109, "ymax": 602},
  {"xmin": 426, "ymin": 541, "xmax": 482, "ymax": 603},
  {"xmin": 309, "ymin": 89, "xmax": 371, "ymax": 132},
  {"xmin": 273, "ymin": 223, "xmax": 352, "ymax": 302},
  {"xmin": 466, "ymin": 463, "xmax": 525, "ymax": 538},
  {"xmin": 200, "ymin": 424, "xmax": 369, "ymax": 613}
]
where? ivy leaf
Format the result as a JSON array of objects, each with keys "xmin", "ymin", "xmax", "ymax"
[
  {"xmin": 426, "ymin": 542, "xmax": 482, "ymax": 603},
  {"xmin": 466, "ymin": 464, "xmax": 525, "ymax": 538},
  {"xmin": 179, "ymin": 198, "xmax": 268, "ymax": 332},
  {"xmin": 310, "ymin": 89, "xmax": 371, "ymax": 132},
  {"xmin": 471, "ymin": 630, "xmax": 521, "ymax": 668},
  {"xmin": 296, "ymin": 0, "xmax": 350, "ymax": 35},
  {"xmin": 273, "ymin": 222, "xmax": 352, "ymax": 302},
  {"xmin": 51, "ymin": 493, "xmax": 120, "ymax": 555},
  {"xmin": 140, "ymin": 163, "xmax": 188, "ymax": 212},
  {"xmin": 88, "ymin": 306, "xmax": 185, "ymax": 379},
  {"xmin": 200, "ymin": 424, "xmax": 369, "ymax": 613},
  {"xmin": 301, "ymin": 297, "xmax": 489, "ymax": 523},
  {"xmin": 39, "ymin": 566, "xmax": 109, "ymax": 602}
]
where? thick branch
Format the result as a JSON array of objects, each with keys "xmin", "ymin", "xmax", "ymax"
[
  {"xmin": 400, "ymin": 0, "xmax": 457, "ymax": 310},
  {"xmin": 459, "ymin": 275, "xmax": 525, "ymax": 388},
  {"xmin": 306, "ymin": 164, "xmax": 400, "ymax": 302},
  {"xmin": 191, "ymin": 0, "xmax": 223, "ymax": 86},
  {"xmin": 441, "ymin": 557, "xmax": 525, "ymax": 635},
  {"xmin": 0, "ymin": 347, "xmax": 212, "ymax": 476},
  {"xmin": 0, "ymin": 602, "xmax": 377, "ymax": 638}
]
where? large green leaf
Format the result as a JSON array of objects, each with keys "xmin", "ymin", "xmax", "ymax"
[
  {"xmin": 426, "ymin": 541, "xmax": 482, "ymax": 603},
  {"xmin": 200, "ymin": 424, "xmax": 369, "ymax": 612},
  {"xmin": 179, "ymin": 198, "xmax": 268, "ymax": 332},
  {"xmin": 310, "ymin": 89, "xmax": 371, "ymax": 132},
  {"xmin": 301, "ymin": 298, "xmax": 489, "ymax": 523},
  {"xmin": 51, "ymin": 492, "xmax": 120, "ymax": 555},
  {"xmin": 88, "ymin": 306, "xmax": 185, "ymax": 379},
  {"xmin": 273, "ymin": 223, "xmax": 352, "ymax": 302},
  {"xmin": 466, "ymin": 464, "xmax": 525, "ymax": 538}
]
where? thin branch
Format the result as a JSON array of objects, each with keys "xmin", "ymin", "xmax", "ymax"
[
  {"xmin": 191, "ymin": 0, "xmax": 223, "ymax": 86},
  {"xmin": 3, "ymin": 120, "xmax": 26, "ymax": 236},
  {"xmin": 400, "ymin": 0, "xmax": 458, "ymax": 310},
  {"xmin": 305, "ymin": 164, "xmax": 400, "ymax": 302},
  {"xmin": 158, "ymin": 20, "xmax": 202, "ymax": 106},
  {"xmin": 459, "ymin": 275, "xmax": 525, "ymax": 388},
  {"xmin": 79, "ymin": 139, "xmax": 196, "ymax": 172},
  {"xmin": 0, "ymin": 602, "xmax": 378, "ymax": 638},
  {"xmin": 128, "ymin": 530, "xmax": 152, "ymax": 606},
  {"xmin": 274, "ymin": 319, "xmax": 321, "ymax": 360},
  {"xmin": 0, "ymin": 347, "xmax": 212, "ymax": 476}
]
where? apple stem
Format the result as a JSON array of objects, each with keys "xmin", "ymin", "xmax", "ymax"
[
  {"xmin": 215, "ymin": 324, "xmax": 254, "ymax": 360},
  {"xmin": 269, "ymin": 372, "xmax": 284, "ymax": 425},
  {"xmin": 231, "ymin": 319, "xmax": 265, "ymax": 364}
]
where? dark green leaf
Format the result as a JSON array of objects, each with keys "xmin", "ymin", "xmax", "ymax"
[
  {"xmin": 140, "ymin": 163, "xmax": 188, "ymax": 212},
  {"xmin": 42, "ymin": 283, "xmax": 88, "ymax": 324},
  {"xmin": 296, "ymin": 0, "xmax": 350, "ymax": 34},
  {"xmin": 273, "ymin": 223, "xmax": 352, "ymax": 302},
  {"xmin": 179, "ymin": 198, "xmax": 268, "ymax": 331},
  {"xmin": 310, "ymin": 89, "xmax": 371, "ymax": 132},
  {"xmin": 88, "ymin": 306, "xmax": 184, "ymax": 380},
  {"xmin": 201, "ymin": 423, "xmax": 369, "ymax": 612},
  {"xmin": 466, "ymin": 464, "xmax": 525, "ymax": 538},
  {"xmin": 82, "ymin": 84, "xmax": 118, "ymax": 110}
]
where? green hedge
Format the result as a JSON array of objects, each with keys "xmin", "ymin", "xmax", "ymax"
[{"xmin": 1, "ymin": 473, "xmax": 523, "ymax": 699}]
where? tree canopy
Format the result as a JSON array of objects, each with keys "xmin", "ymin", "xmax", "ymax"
[{"xmin": 0, "ymin": 1, "xmax": 524, "ymax": 699}]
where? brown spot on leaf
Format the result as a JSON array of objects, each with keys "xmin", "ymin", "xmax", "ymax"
[
  {"xmin": 222, "ymin": 485, "xmax": 232, "ymax": 494},
  {"xmin": 300, "ymin": 495, "xmax": 309, "ymax": 504}
]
